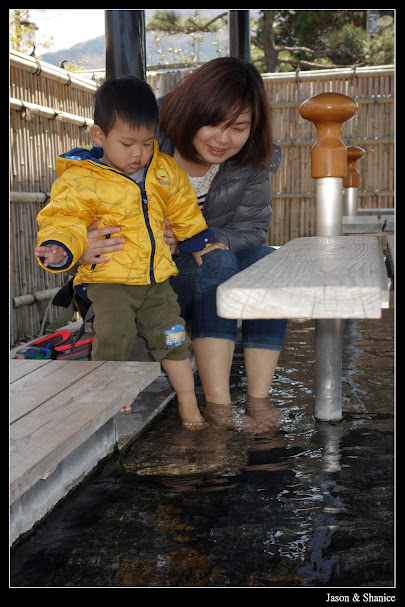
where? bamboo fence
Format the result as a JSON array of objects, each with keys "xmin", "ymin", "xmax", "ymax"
[
  {"xmin": 9, "ymin": 49, "xmax": 394, "ymax": 344},
  {"xmin": 10, "ymin": 51, "xmax": 96, "ymax": 345}
]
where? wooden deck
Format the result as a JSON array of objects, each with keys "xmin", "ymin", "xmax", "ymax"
[{"xmin": 10, "ymin": 358, "xmax": 161, "ymax": 545}]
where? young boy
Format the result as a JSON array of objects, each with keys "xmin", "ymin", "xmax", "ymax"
[{"xmin": 35, "ymin": 76, "xmax": 224, "ymax": 429}]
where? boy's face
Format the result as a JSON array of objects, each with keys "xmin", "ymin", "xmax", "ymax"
[{"xmin": 91, "ymin": 119, "xmax": 155, "ymax": 175}]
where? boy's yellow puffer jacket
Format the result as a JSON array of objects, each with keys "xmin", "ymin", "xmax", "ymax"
[{"xmin": 36, "ymin": 141, "xmax": 212, "ymax": 291}]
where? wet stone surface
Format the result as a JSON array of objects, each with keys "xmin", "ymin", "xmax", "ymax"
[{"xmin": 10, "ymin": 309, "xmax": 394, "ymax": 588}]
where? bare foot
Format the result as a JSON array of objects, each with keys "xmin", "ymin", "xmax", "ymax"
[
  {"xmin": 178, "ymin": 395, "xmax": 208, "ymax": 430},
  {"xmin": 181, "ymin": 413, "xmax": 208, "ymax": 430},
  {"xmin": 182, "ymin": 419, "xmax": 208, "ymax": 430},
  {"xmin": 245, "ymin": 395, "xmax": 281, "ymax": 431},
  {"xmin": 120, "ymin": 403, "xmax": 132, "ymax": 413},
  {"xmin": 204, "ymin": 402, "xmax": 263, "ymax": 434}
]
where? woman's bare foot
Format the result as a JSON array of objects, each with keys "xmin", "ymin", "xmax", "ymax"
[
  {"xmin": 245, "ymin": 395, "xmax": 281, "ymax": 431},
  {"xmin": 204, "ymin": 402, "xmax": 263, "ymax": 434}
]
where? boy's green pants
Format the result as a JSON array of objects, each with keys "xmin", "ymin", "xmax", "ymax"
[{"xmin": 86, "ymin": 281, "xmax": 192, "ymax": 362}]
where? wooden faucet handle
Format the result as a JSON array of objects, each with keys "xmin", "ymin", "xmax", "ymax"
[
  {"xmin": 343, "ymin": 145, "xmax": 365, "ymax": 188},
  {"xmin": 299, "ymin": 93, "xmax": 359, "ymax": 178}
]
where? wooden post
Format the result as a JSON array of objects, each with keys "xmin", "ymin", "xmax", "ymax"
[
  {"xmin": 343, "ymin": 145, "xmax": 365, "ymax": 216},
  {"xmin": 299, "ymin": 93, "xmax": 358, "ymax": 423}
]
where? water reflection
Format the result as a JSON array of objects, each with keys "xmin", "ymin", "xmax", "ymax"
[
  {"xmin": 9, "ymin": 311, "xmax": 394, "ymax": 588},
  {"xmin": 298, "ymin": 423, "xmax": 344, "ymax": 585}
]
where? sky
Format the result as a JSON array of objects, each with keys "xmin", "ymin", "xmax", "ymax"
[
  {"xmin": 24, "ymin": 9, "xmax": 236, "ymax": 55},
  {"xmin": 27, "ymin": 9, "xmax": 106, "ymax": 54}
]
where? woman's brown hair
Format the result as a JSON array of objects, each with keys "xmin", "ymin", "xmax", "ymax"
[{"xmin": 160, "ymin": 57, "xmax": 272, "ymax": 170}]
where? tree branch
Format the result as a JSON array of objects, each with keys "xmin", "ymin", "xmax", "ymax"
[
  {"xmin": 203, "ymin": 12, "xmax": 228, "ymax": 30},
  {"xmin": 146, "ymin": 11, "xmax": 227, "ymax": 35},
  {"xmin": 278, "ymin": 58, "xmax": 344, "ymax": 70},
  {"xmin": 276, "ymin": 45, "xmax": 316, "ymax": 55}
]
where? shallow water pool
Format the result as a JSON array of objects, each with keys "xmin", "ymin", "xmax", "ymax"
[{"xmin": 10, "ymin": 309, "xmax": 394, "ymax": 589}]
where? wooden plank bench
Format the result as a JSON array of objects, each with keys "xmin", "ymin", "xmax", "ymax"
[
  {"xmin": 10, "ymin": 358, "xmax": 160, "ymax": 545},
  {"xmin": 217, "ymin": 236, "xmax": 389, "ymax": 320},
  {"xmin": 357, "ymin": 208, "xmax": 394, "ymax": 216},
  {"xmin": 216, "ymin": 235, "xmax": 390, "ymax": 423},
  {"xmin": 342, "ymin": 214, "xmax": 394, "ymax": 235}
]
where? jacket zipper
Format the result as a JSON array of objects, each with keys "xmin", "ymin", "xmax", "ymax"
[
  {"xmin": 88, "ymin": 157, "xmax": 156, "ymax": 284},
  {"xmin": 139, "ymin": 180, "xmax": 156, "ymax": 284}
]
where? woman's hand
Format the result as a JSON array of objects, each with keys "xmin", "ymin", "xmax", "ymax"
[
  {"xmin": 163, "ymin": 219, "xmax": 178, "ymax": 255},
  {"xmin": 192, "ymin": 242, "xmax": 228, "ymax": 266},
  {"xmin": 78, "ymin": 220, "xmax": 125, "ymax": 265}
]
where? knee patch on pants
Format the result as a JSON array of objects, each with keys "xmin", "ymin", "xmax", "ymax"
[{"xmin": 149, "ymin": 322, "xmax": 192, "ymax": 362}]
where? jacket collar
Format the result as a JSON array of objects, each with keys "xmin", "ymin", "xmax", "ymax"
[
  {"xmin": 59, "ymin": 141, "xmax": 159, "ymax": 171},
  {"xmin": 60, "ymin": 145, "xmax": 104, "ymax": 163}
]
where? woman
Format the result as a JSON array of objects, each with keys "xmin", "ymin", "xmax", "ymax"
[{"xmin": 81, "ymin": 58, "xmax": 287, "ymax": 426}]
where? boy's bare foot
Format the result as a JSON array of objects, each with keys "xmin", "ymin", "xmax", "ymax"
[
  {"xmin": 182, "ymin": 419, "xmax": 208, "ymax": 430},
  {"xmin": 178, "ymin": 397, "xmax": 208, "ymax": 430},
  {"xmin": 181, "ymin": 412, "xmax": 208, "ymax": 430},
  {"xmin": 120, "ymin": 403, "xmax": 132, "ymax": 413}
]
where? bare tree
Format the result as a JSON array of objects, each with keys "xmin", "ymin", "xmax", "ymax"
[{"xmin": 261, "ymin": 11, "xmax": 279, "ymax": 73}]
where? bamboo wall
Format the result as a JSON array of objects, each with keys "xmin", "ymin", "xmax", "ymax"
[
  {"xmin": 10, "ymin": 50, "xmax": 395, "ymax": 344},
  {"xmin": 263, "ymin": 65, "xmax": 395, "ymax": 245}
]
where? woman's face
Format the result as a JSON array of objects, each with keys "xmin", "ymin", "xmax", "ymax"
[{"xmin": 192, "ymin": 109, "xmax": 252, "ymax": 166}]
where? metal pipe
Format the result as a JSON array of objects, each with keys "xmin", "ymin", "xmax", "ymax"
[
  {"xmin": 300, "ymin": 93, "xmax": 358, "ymax": 423},
  {"xmin": 105, "ymin": 10, "xmax": 146, "ymax": 80},
  {"xmin": 343, "ymin": 146, "xmax": 365, "ymax": 217},
  {"xmin": 344, "ymin": 187, "xmax": 358, "ymax": 216},
  {"xmin": 315, "ymin": 319, "xmax": 343, "ymax": 422},
  {"xmin": 229, "ymin": 10, "xmax": 251, "ymax": 61},
  {"xmin": 315, "ymin": 175, "xmax": 344, "ymax": 422},
  {"xmin": 315, "ymin": 177, "xmax": 343, "ymax": 423},
  {"xmin": 315, "ymin": 177, "xmax": 344, "ymax": 236}
]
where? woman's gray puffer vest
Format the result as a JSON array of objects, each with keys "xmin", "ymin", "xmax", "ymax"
[{"xmin": 155, "ymin": 96, "xmax": 281, "ymax": 252}]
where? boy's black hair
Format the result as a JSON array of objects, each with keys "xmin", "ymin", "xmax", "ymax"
[{"xmin": 94, "ymin": 76, "xmax": 159, "ymax": 134}]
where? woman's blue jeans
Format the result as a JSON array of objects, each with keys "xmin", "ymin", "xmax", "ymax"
[{"xmin": 170, "ymin": 245, "xmax": 287, "ymax": 351}]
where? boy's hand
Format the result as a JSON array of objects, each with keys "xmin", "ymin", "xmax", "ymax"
[
  {"xmin": 35, "ymin": 244, "xmax": 66, "ymax": 267},
  {"xmin": 191, "ymin": 242, "xmax": 228, "ymax": 266}
]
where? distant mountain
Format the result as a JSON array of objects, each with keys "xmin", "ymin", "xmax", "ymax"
[
  {"xmin": 41, "ymin": 36, "xmax": 105, "ymax": 69},
  {"xmin": 40, "ymin": 29, "xmax": 229, "ymax": 70}
]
